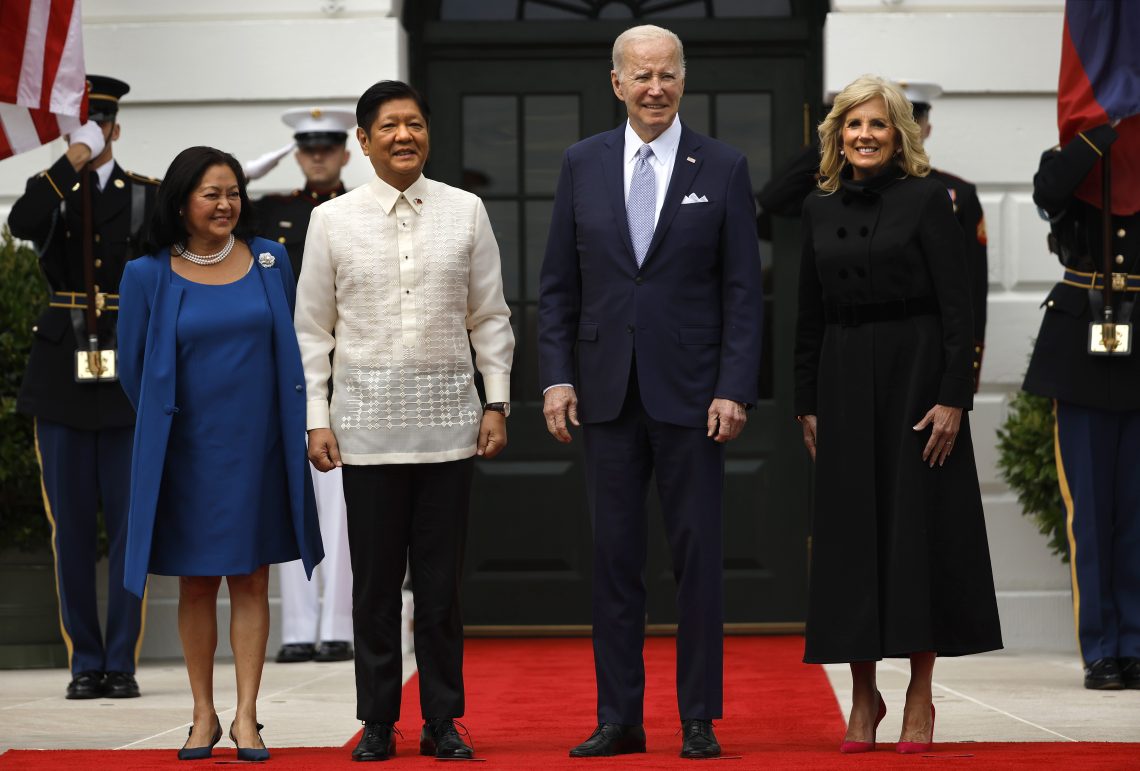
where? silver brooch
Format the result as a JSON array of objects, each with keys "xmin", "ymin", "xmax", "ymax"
[{"xmin": 258, "ymin": 252, "xmax": 275, "ymax": 268}]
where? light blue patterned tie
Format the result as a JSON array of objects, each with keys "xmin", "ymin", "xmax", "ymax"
[{"xmin": 627, "ymin": 144, "xmax": 656, "ymax": 267}]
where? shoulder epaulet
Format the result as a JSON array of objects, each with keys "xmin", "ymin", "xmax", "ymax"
[{"xmin": 124, "ymin": 170, "xmax": 161, "ymax": 186}]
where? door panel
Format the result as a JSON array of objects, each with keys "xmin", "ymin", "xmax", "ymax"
[{"xmin": 427, "ymin": 52, "xmax": 809, "ymax": 627}]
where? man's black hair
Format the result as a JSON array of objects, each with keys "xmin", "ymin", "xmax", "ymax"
[{"xmin": 356, "ymin": 80, "xmax": 431, "ymax": 132}]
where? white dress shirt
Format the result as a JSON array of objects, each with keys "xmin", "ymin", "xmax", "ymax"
[
  {"xmin": 295, "ymin": 174, "xmax": 514, "ymax": 465},
  {"xmin": 622, "ymin": 115, "xmax": 682, "ymax": 229}
]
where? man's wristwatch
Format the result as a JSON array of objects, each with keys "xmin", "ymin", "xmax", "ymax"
[{"xmin": 483, "ymin": 402, "xmax": 510, "ymax": 417}]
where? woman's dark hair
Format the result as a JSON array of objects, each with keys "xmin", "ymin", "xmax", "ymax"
[
  {"xmin": 143, "ymin": 146, "xmax": 257, "ymax": 255},
  {"xmin": 356, "ymin": 80, "xmax": 431, "ymax": 132}
]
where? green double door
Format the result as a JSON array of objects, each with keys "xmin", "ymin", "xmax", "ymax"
[{"xmin": 425, "ymin": 49, "xmax": 812, "ymax": 629}]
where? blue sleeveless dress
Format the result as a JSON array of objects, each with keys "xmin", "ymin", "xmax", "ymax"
[{"xmin": 148, "ymin": 263, "xmax": 299, "ymax": 576}]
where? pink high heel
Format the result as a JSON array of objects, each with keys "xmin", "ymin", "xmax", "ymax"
[
  {"xmin": 895, "ymin": 704, "xmax": 935, "ymax": 754},
  {"xmin": 839, "ymin": 692, "xmax": 887, "ymax": 753}
]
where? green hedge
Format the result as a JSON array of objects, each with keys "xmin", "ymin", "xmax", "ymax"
[
  {"xmin": 996, "ymin": 388, "xmax": 1069, "ymax": 563},
  {"xmin": 0, "ymin": 227, "xmax": 50, "ymax": 552}
]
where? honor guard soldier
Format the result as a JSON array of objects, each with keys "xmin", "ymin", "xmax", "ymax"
[
  {"xmin": 758, "ymin": 82, "xmax": 989, "ymax": 390},
  {"xmin": 247, "ymin": 107, "xmax": 357, "ymax": 663},
  {"xmin": 7, "ymin": 75, "xmax": 158, "ymax": 699},
  {"xmin": 899, "ymin": 81, "xmax": 989, "ymax": 388},
  {"xmin": 1023, "ymin": 118, "xmax": 1140, "ymax": 691}
]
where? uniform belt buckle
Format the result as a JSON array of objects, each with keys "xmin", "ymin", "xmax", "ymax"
[{"xmin": 1112, "ymin": 273, "xmax": 1127, "ymax": 292}]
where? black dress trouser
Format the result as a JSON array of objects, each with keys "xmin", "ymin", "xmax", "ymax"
[{"xmin": 342, "ymin": 458, "xmax": 474, "ymax": 723}]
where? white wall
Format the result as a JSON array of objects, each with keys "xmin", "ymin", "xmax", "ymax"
[
  {"xmin": 827, "ymin": 0, "xmax": 1074, "ymax": 652},
  {"xmin": 1, "ymin": 0, "xmax": 407, "ymax": 219}
]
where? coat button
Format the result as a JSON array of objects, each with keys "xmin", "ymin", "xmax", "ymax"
[
  {"xmin": 839, "ymin": 269, "xmax": 849, "ymax": 279},
  {"xmin": 626, "ymin": 324, "xmax": 634, "ymax": 334},
  {"xmin": 1117, "ymin": 228, "xmax": 1126, "ymax": 238},
  {"xmin": 295, "ymin": 384, "xmax": 303, "ymax": 392},
  {"xmin": 855, "ymin": 267, "xmax": 866, "ymax": 278},
  {"xmin": 1116, "ymin": 254, "xmax": 1124, "ymax": 265},
  {"xmin": 635, "ymin": 276, "xmax": 644, "ymax": 285},
  {"xmin": 859, "ymin": 226, "xmax": 869, "ymax": 237},
  {"xmin": 837, "ymin": 227, "xmax": 847, "ymax": 238}
]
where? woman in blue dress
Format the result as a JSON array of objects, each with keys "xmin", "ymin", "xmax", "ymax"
[{"xmin": 118, "ymin": 147, "xmax": 323, "ymax": 761}]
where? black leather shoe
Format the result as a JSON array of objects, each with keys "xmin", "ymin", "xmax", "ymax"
[
  {"xmin": 276, "ymin": 642, "xmax": 316, "ymax": 663},
  {"xmin": 352, "ymin": 722, "xmax": 396, "ymax": 762},
  {"xmin": 314, "ymin": 640, "xmax": 354, "ymax": 662},
  {"xmin": 420, "ymin": 718, "xmax": 474, "ymax": 759},
  {"xmin": 1120, "ymin": 657, "xmax": 1140, "ymax": 689},
  {"xmin": 569, "ymin": 724, "xmax": 646, "ymax": 757},
  {"xmin": 680, "ymin": 719, "xmax": 721, "ymax": 759},
  {"xmin": 65, "ymin": 671, "xmax": 105, "ymax": 699},
  {"xmin": 103, "ymin": 671, "xmax": 140, "ymax": 698},
  {"xmin": 1084, "ymin": 657, "xmax": 1124, "ymax": 690}
]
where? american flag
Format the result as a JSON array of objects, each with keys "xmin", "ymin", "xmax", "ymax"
[{"xmin": 0, "ymin": 0, "xmax": 86, "ymax": 161}]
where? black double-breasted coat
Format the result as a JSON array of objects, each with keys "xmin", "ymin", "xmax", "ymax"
[
  {"xmin": 794, "ymin": 165, "xmax": 1002, "ymax": 663},
  {"xmin": 8, "ymin": 154, "xmax": 159, "ymax": 430}
]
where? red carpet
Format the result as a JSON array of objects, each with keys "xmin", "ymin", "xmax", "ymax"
[{"xmin": 2, "ymin": 636, "xmax": 1138, "ymax": 769}]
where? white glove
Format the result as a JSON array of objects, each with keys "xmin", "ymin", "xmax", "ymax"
[
  {"xmin": 69, "ymin": 121, "xmax": 105, "ymax": 158},
  {"xmin": 242, "ymin": 142, "xmax": 296, "ymax": 181}
]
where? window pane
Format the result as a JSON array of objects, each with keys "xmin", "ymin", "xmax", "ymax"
[
  {"xmin": 713, "ymin": 0, "xmax": 791, "ymax": 16},
  {"xmin": 715, "ymin": 93, "xmax": 772, "ymax": 190},
  {"xmin": 441, "ymin": 0, "xmax": 515, "ymax": 20},
  {"xmin": 484, "ymin": 201, "xmax": 520, "ymax": 302},
  {"xmin": 680, "ymin": 93, "xmax": 710, "ymax": 137},
  {"xmin": 463, "ymin": 96, "xmax": 518, "ymax": 196},
  {"xmin": 525, "ymin": 200, "xmax": 553, "ymax": 300},
  {"xmin": 525, "ymin": 95, "xmax": 579, "ymax": 195}
]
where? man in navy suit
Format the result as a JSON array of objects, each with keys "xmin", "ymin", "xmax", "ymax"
[{"xmin": 537, "ymin": 24, "xmax": 763, "ymax": 760}]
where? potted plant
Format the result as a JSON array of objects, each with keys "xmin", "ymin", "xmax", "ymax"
[{"xmin": 0, "ymin": 225, "xmax": 67, "ymax": 668}]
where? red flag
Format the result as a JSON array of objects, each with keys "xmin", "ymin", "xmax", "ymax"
[
  {"xmin": 0, "ymin": 0, "xmax": 86, "ymax": 161},
  {"xmin": 1058, "ymin": 0, "xmax": 1140, "ymax": 215}
]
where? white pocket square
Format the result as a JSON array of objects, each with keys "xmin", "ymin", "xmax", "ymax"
[{"xmin": 681, "ymin": 193, "xmax": 709, "ymax": 204}]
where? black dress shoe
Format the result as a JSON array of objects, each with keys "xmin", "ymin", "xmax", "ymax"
[
  {"xmin": 569, "ymin": 724, "xmax": 646, "ymax": 757},
  {"xmin": 314, "ymin": 640, "xmax": 354, "ymax": 662},
  {"xmin": 229, "ymin": 720, "xmax": 270, "ymax": 762},
  {"xmin": 103, "ymin": 671, "xmax": 140, "ymax": 698},
  {"xmin": 1119, "ymin": 657, "xmax": 1140, "ymax": 689},
  {"xmin": 680, "ymin": 719, "xmax": 721, "ymax": 759},
  {"xmin": 352, "ymin": 722, "xmax": 396, "ymax": 762},
  {"xmin": 276, "ymin": 642, "xmax": 316, "ymax": 663},
  {"xmin": 420, "ymin": 718, "xmax": 474, "ymax": 759},
  {"xmin": 66, "ymin": 671, "xmax": 106, "ymax": 699},
  {"xmin": 177, "ymin": 716, "xmax": 222, "ymax": 761},
  {"xmin": 1084, "ymin": 657, "xmax": 1124, "ymax": 690}
]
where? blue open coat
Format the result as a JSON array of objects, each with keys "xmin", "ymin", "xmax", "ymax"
[{"xmin": 117, "ymin": 237, "xmax": 322, "ymax": 598}]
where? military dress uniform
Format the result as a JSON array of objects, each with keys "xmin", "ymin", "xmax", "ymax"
[
  {"xmin": 255, "ymin": 106, "xmax": 356, "ymax": 663},
  {"xmin": 7, "ymin": 76, "xmax": 158, "ymax": 698},
  {"xmin": 1023, "ymin": 122, "xmax": 1140, "ymax": 689}
]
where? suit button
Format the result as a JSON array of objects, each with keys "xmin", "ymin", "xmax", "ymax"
[
  {"xmin": 635, "ymin": 276, "xmax": 644, "ymax": 285},
  {"xmin": 295, "ymin": 384, "xmax": 303, "ymax": 392},
  {"xmin": 626, "ymin": 324, "xmax": 634, "ymax": 334}
]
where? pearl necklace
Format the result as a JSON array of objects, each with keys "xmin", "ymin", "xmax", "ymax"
[{"xmin": 174, "ymin": 234, "xmax": 236, "ymax": 265}]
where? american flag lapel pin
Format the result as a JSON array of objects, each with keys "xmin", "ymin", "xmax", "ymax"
[{"xmin": 686, "ymin": 156, "xmax": 696, "ymax": 164}]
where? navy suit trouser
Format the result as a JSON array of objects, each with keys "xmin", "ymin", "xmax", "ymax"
[
  {"xmin": 1055, "ymin": 401, "xmax": 1140, "ymax": 664},
  {"xmin": 582, "ymin": 370, "xmax": 725, "ymax": 724},
  {"xmin": 35, "ymin": 418, "xmax": 142, "ymax": 675}
]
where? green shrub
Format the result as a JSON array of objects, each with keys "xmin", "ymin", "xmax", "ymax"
[
  {"xmin": 996, "ymin": 389, "xmax": 1068, "ymax": 562},
  {"xmin": 0, "ymin": 226, "xmax": 50, "ymax": 551}
]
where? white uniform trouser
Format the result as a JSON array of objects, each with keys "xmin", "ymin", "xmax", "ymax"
[{"xmin": 279, "ymin": 465, "xmax": 354, "ymax": 644}]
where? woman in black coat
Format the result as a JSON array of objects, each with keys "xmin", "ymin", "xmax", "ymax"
[{"xmin": 794, "ymin": 75, "xmax": 1002, "ymax": 754}]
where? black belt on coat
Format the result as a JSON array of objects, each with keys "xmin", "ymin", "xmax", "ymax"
[{"xmin": 823, "ymin": 295, "xmax": 939, "ymax": 327}]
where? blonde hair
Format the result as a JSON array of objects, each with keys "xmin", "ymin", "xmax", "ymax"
[
  {"xmin": 816, "ymin": 75, "xmax": 929, "ymax": 193},
  {"xmin": 612, "ymin": 25, "xmax": 686, "ymax": 80}
]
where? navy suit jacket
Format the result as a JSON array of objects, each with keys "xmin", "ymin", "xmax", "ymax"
[{"xmin": 538, "ymin": 122, "xmax": 763, "ymax": 427}]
